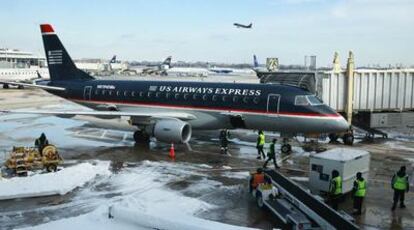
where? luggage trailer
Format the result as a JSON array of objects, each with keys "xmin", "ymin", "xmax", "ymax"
[{"xmin": 253, "ymin": 169, "xmax": 360, "ymax": 230}]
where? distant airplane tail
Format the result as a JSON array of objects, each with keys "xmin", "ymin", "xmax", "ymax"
[
  {"xmin": 253, "ymin": 55, "xmax": 259, "ymax": 68},
  {"xmin": 248, "ymin": 23, "xmax": 252, "ymax": 28},
  {"xmin": 40, "ymin": 24, "xmax": 94, "ymax": 81},
  {"xmin": 163, "ymin": 56, "xmax": 172, "ymax": 68},
  {"xmin": 109, "ymin": 55, "xmax": 117, "ymax": 64}
]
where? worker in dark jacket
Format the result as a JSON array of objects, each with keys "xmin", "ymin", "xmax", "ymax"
[
  {"xmin": 391, "ymin": 166, "xmax": 409, "ymax": 211},
  {"xmin": 328, "ymin": 170, "xmax": 342, "ymax": 210},
  {"xmin": 352, "ymin": 172, "xmax": 366, "ymax": 215},
  {"xmin": 263, "ymin": 138, "xmax": 279, "ymax": 169},
  {"xmin": 219, "ymin": 129, "xmax": 230, "ymax": 155},
  {"xmin": 256, "ymin": 130, "xmax": 266, "ymax": 159},
  {"xmin": 35, "ymin": 133, "xmax": 49, "ymax": 154}
]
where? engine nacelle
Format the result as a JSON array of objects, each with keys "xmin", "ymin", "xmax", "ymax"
[{"xmin": 153, "ymin": 119, "xmax": 192, "ymax": 143}]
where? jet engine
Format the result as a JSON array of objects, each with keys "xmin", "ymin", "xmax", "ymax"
[{"xmin": 153, "ymin": 119, "xmax": 192, "ymax": 143}]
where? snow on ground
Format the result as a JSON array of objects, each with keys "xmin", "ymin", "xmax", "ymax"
[
  {"xmin": 0, "ymin": 162, "xmax": 110, "ymax": 200},
  {"xmin": 222, "ymin": 171, "xmax": 250, "ymax": 179},
  {"xmin": 20, "ymin": 160, "xmax": 257, "ymax": 230}
]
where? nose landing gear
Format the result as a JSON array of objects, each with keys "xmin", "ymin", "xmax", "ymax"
[{"xmin": 281, "ymin": 138, "xmax": 292, "ymax": 154}]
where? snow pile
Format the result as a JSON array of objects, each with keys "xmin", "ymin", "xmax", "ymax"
[
  {"xmin": 21, "ymin": 160, "xmax": 258, "ymax": 230},
  {"xmin": 222, "ymin": 171, "xmax": 250, "ymax": 179},
  {"xmin": 0, "ymin": 162, "xmax": 110, "ymax": 200}
]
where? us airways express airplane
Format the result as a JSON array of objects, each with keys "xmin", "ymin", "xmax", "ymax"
[{"xmin": 0, "ymin": 24, "xmax": 350, "ymax": 149}]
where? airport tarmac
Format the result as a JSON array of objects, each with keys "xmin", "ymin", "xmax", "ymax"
[{"xmin": 0, "ymin": 88, "xmax": 414, "ymax": 230}]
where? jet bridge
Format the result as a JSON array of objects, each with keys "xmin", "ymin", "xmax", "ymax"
[{"xmin": 264, "ymin": 169, "xmax": 359, "ymax": 230}]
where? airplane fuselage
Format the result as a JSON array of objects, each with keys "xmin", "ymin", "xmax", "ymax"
[{"xmin": 44, "ymin": 79, "xmax": 349, "ymax": 135}]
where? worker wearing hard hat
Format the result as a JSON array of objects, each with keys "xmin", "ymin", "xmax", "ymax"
[
  {"xmin": 250, "ymin": 168, "xmax": 265, "ymax": 193},
  {"xmin": 352, "ymin": 172, "xmax": 366, "ymax": 215},
  {"xmin": 391, "ymin": 166, "xmax": 409, "ymax": 211},
  {"xmin": 329, "ymin": 170, "xmax": 343, "ymax": 210}
]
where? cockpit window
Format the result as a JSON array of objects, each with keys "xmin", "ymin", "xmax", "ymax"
[
  {"xmin": 295, "ymin": 95, "xmax": 323, "ymax": 106},
  {"xmin": 307, "ymin": 95, "xmax": 323, "ymax": 105},
  {"xmin": 294, "ymin": 95, "xmax": 310, "ymax": 106}
]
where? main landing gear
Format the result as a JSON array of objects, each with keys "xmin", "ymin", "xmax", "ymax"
[
  {"xmin": 328, "ymin": 132, "xmax": 354, "ymax": 145},
  {"xmin": 133, "ymin": 130, "xmax": 150, "ymax": 143}
]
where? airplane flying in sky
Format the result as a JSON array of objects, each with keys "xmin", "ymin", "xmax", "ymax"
[
  {"xmin": 233, "ymin": 23, "xmax": 252, "ymax": 29},
  {"xmin": 0, "ymin": 24, "xmax": 350, "ymax": 151}
]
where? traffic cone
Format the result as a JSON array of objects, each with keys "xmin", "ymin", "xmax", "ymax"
[{"xmin": 169, "ymin": 143, "xmax": 175, "ymax": 160}]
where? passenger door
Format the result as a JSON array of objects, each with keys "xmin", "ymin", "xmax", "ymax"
[
  {"xmin": 267, "ymin": 94, "xmax": 280, "ymax": 115},
  {"xmin": 83, "ymin": 86, "xmax": 92, "ymax": 100}
]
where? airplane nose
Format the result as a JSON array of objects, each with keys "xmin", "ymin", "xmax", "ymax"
[{"xmin": 334, "ymin": 115, "xmax": 350, "ymax": 132}]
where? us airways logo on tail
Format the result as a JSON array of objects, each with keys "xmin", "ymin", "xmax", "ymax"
[
  {"xmin": 47, "ymin": 50, "xmax": 63, "ymax": 65},
  {"xmin": 150, "ymin": 85, "xmax": 261, "ymax": 96}
]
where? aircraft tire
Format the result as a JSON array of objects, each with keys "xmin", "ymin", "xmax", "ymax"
[
  {"xmin": 133, "ymin": 131, "xmax": 150, "ymax": 143},
  {"xmin": 328, "ymin": 133, "xmax": 339, "ymax": 142},
  {"xmin": 281, "ymin": 144, "xmax": 291, "ymax": 154},
  {"xmin": 343, "ymin": 134, "xmax": 354, "ymax": 146}
]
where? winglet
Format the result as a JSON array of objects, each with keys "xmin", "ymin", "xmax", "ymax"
[{"xmin": 40, "ymin": 24, "xmax": 55, "ymax": 34}]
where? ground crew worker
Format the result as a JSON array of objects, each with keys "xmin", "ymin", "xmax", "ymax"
[
  {"xmin": 263, "ymin": 138, "xmax": 280, "ymax": 169},
  {"xmin": 256, "ymin": 130, "xmax": 265, "ymax": 159},
  {"xmin": 329, "ymin": 170, "xmax": 342, "ymax": 210},
  {"xmin": 352, "ymin": 172, "xmax": 366, "ymax": 215},
  {"xmin": 35, "ymin": 133, "xmax": 49, "ymax": 154},
  {"xmin": 391, "ymin": 166, "xmax": 409, "ymax": 211},
  {"xmin": 219, "ymin": 129, "xmax": 230, "ymax": 155},
  {"xmin": 250, "ymin": 168, "xmax": 265, "ymax": 192}
]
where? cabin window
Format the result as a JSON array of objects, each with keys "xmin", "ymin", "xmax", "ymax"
[
  {"xmin": 102, "ymin": 90, "xmax": 106, "ymax": 95},
  {"xmin": 202, "ymin": 94, "xmax": 209, "ymax": 101},
  {"xmin": 139, "ymin": 91, "xmax": 144, "ymax": 97},
  {"xmin": 166, "ymin": 92, "xmax": 171, "ymax": 99},
  {"xmin": 222, "ymin": 95, "xmax": 229, "ymax": 102},
  {"xmin": 116, "ymin": 91, "xmax": 120, "ymax": 96},
  {"xmin": 233, "ymin": 96, "xmax": 239, "ymax": 103},
  {"xmin": 174, "ymin": 93, "xmax": 180, "ymax": 99},
  {"xmin": 95, "ymin": 90, "xmax": 99, "ymax": 95},
  {"xmin": 253, "ymin": 97, "xmax": 260, "ymax": 104},
  {"xmin": 109, "ymin": 90, "xmax": 113, "ymax": 96},
  {"xmin": 184, "ymin": 93, "xmax": 190, "ymax": 100},
  {"xmin": 306, "ymin": 95, "xmax": 323, "ymax": 106},
  {"xmin": 124, "ymin": 91, "xmax": 128, "ymax": 96},
  {"xmin": 212, "ymin": 95, "xmax": 218, "ymax": 101},
  {"xmin": 295, "ymin": 95, "xmax": 310, "ymax": 106},
  {"xmin": 131, "ymin": 91, "xmax": 136, "ymax": 97},
  {"xmin": 147, "ymin": 92, "xmax": 153, "ymax": 98},
  {"xmin": 243, "ymin": 97, "xmax": 250, "ymax": 104},
  {"xmin": 156, "ymin": 92, "xmax": 162, "ymax": 98},
  {"xmin": 193, "ymin": 94, "xmax": 200, "ymax": 100}
]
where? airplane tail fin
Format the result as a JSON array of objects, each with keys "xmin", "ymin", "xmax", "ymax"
[
  {"xmin": 163, "ymin": 56, "xmax": 172, "ymax": 68},
  {"xmin": 253, "ymin": 55, "xmax": 259, "ymax": 68},
  {"xmin": 40, "ymin": 24, "xmax": 94, "ymax": 81},
  {"xmin": 110, "ymin": 55, "xmax": 117, "ymax": 63}
]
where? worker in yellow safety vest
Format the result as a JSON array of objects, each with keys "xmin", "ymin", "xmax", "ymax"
[
  {"xmin": 329, "ymin": 170, "xmax": 342, "ymax": 210},
  {"xmin": 391, "ymin": 166, "xmax": 409, "ymax": 211},
  {"xmin": 352, "ymin": 172, "xmax": 366, "ymax": 215},
  {"xmin": 256, "ymin": 130, "xmax": 266, "ymax": 160}
]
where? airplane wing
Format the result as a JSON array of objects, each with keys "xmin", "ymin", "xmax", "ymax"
[
  {"xmin": 0, "ymin": 81, "xmax": 66, "ymax": 91},
  {"xmin": 0, "ymin": 109, "xmax": 197, "ymax": 121}
]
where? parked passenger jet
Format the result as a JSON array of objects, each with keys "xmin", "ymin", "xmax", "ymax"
[
  {"xmin": 141, "ymin": 56, "xmax": 172, "ymax": 76},
  {"xmin": 0, "ymin": 24, "xmax": 349, "ymax": 150}
]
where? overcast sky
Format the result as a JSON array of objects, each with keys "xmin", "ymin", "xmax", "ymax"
[{"xmin": 0, "ymin": 0, "xmax": 413, "ymax": 66}]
